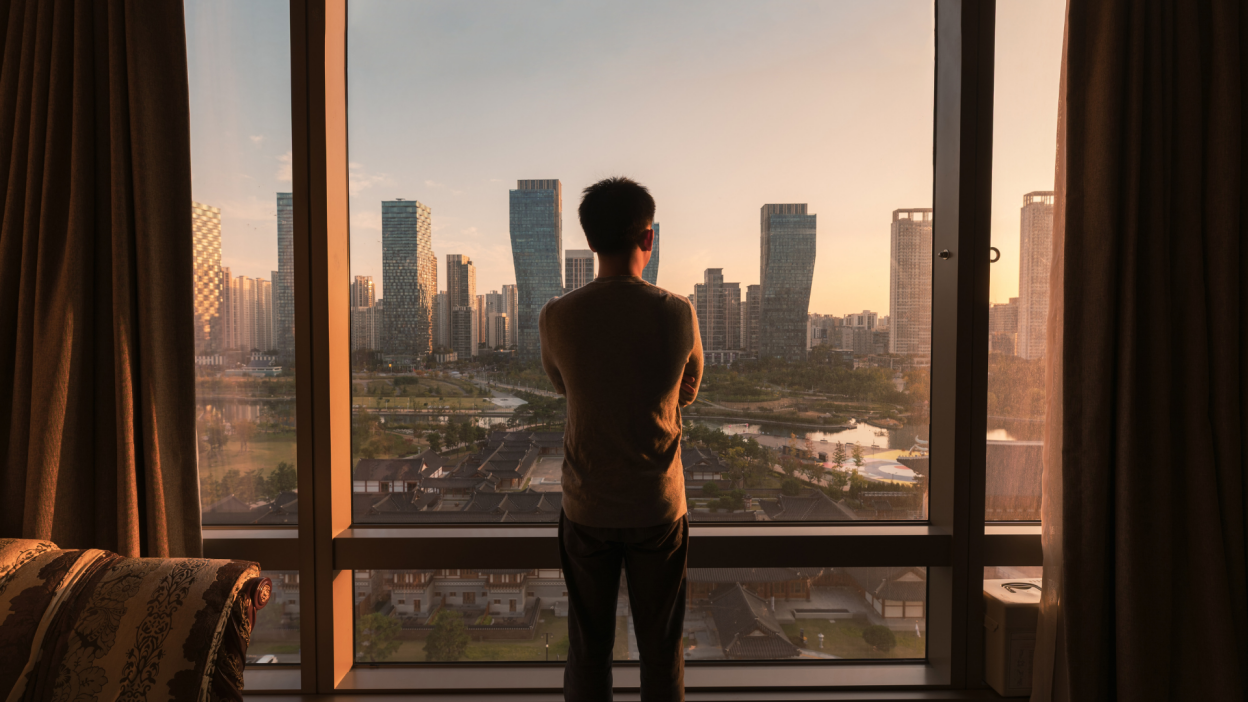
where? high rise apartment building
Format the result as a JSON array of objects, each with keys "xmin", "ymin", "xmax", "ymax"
[
  {"xmin": 274, "ymin": 192, "xmax": 295, "ymax": 364},
  {"xmin": 509, "ymin": 180, "xmax": 563, "ymax": 359},
  {"xmin": 501, "ymin": 285, "xmax": 518, "ymax": 348},
  {"xmin": 350, "ymin": 275, "xmax": 380, "ymax": 352},
  {"xmin": 432, "ymin": 292, "xmax": 449, "ymax": 350},
  {"xmin": 641, "ymin": 222, "xmax": 660, "ymax": 286},
  {"xmin": 989, "ymin": 297, "xmax": 1020, "ymax": 356},
  {"xmin": 1017, "ymin": 192, "xmax": 1054, "ymax": 361},
  {"xmin": 744, "ymin": 284, "xmax": 762, "ymax": 354},
  {"xmin": 693, "ymin": 269, "xmax": 743, "ymax": 354},
  {"xmin": 381, "ymin": 200, "xmax": 437, "ymax": 359},
  {"xmin": 192, "ymin": 202, "xmax": 225, "ymax": 355},
  {"xmin": 759, "ymin": 204, "xmax": 817, "ymax": 361},
  {"xmin": 222, "ymin": 272, "xmax": 273, "ymax": 353},
  {"xmin": 476, "ymin": 294, "xmax": 487, "ymax": 350},
  {"xmin": 447, "ymin": 254, "xmax": 478, "ymax": 359},
  {"xmin": 351, "ymin": 275, "xmax": 376, "ymax": 308},
  {"xmin": 487, "ymin": 313, "xmax": 508, "ymax": 349},
  {"xmin": 564, "ymin": 250, "xmax": 595, "ymax": 294},
  {"xmin": 889, "ymin": 208, "xmax": 933, "ymax": 362}
]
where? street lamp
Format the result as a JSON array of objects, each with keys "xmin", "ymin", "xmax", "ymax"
[{"xmin": 542, "ymin": 632, "xmax": 552, "ymax": 661}]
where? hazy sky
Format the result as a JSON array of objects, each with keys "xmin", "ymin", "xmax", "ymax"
[{"xmin": 187, "ymin": 0, "xmax": 1062, "ymax": 316}]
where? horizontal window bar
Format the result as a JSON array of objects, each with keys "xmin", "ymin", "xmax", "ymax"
[
  {"xmin": 336, "ymin": 663, "xmax": 947, "ymax": 692},
  {"xmin": 243, "ymin": 667, "xmax": 301, "ymax": 692},
  {"xmin": 336, "ymin": 526, "xmax": 950, "ymax": 569},
  {"xmin": 982, "ymin": 525, "xmax": 1042, "ymax": 566},
  {"xmin": 203, "ymin": 528, "xmax": 300, "ymax": 569}
]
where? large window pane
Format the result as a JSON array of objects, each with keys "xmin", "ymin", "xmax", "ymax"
[
  {"xmin": 186, "ymin": 1, "xmax": 299, "ymax": 525},
  {"xmin": 354, "ymin": 567, "xmax": 926, "ymax": 663},
  {"xmin": 347, "ymin": 1, "xmax": 934, "ymax": 523},
  {"xmin": 984, "ymin": 0, "xmax": 1064, "ymax": 521}
]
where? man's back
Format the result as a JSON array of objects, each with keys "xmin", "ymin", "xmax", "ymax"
[{"xmin": 540, "ymin": 275, "xmax": 703, "ymax": 529}]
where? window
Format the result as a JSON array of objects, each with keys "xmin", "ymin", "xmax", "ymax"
[
  {"xmin": 203, "ymin": 0, "xmax": 1044, "ymax": 694},
  {"xmin": 985, "ymin": 0, "xmax": 1064, "ymax": 521},
  {"xmin": 354, "ymin": 567, "xmax": 926, "ymax": 663},
  {"xmin": 187, "ymin": 0, "xmax": 299, "ymax": 527},
  {"xmin": 248, "ymin": 570, "xmax": 301, "ymax": 666}
]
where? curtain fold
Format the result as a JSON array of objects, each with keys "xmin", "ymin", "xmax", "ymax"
[
  {"xmin": 0, "ymin": 0, "xmax": 200, "ymax": 558},
  {"xmin": 1033, "ymin": 0, "xmax": 1248, "ymax": 699}
]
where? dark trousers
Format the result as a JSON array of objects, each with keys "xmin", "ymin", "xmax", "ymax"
[{"xmin": 558, "ymin": 510, "xmax": 689, "ymax": 702}]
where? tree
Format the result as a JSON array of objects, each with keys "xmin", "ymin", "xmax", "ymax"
[
  {"xmin": 424, "ymin": 610, "xmax": 470, "ymax": 662},
  {"xmin": 425, "ymin": 431, "xmax": 443, "ymax": 453},
  {"xmin": 701, "ymin": 482, "xmax": 721, "ymax": 498},
  {"xmin": 852, "ymin": 443, "xmax": 865, "ymax": 470},
  {"xmin": 862, "ymin": 625, "xmax": 897, "ymax": 652},
  {"xmin": 356, "ymin": 612, "xmax": 401, "ymax": 662},
  {"xmin": 831, "ymin": 442, "xmax": 847, "ymax": 472},
  {"xmin": 207, "ymin": 419, "xmax": 230, "ymax": 456},
  {"xmin": 235, "ymin": 419, "xmax": 256, "ymax": 452},
  {"xmin": 781, "ymin": 477, "xmax": 803, "ymax": 496},
  {"xmin": 268, "ymin": 462, "xmax": 297, "ymax": 495}
]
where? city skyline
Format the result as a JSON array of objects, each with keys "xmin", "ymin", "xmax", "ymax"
[{"xmin": 186, "ymin": 1, "xmax": 1063, "ymax": 315}]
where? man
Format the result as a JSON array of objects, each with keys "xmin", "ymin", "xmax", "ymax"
[{"xmin": 540, "ymin": 177, "xmax": 702, "ymax": 702}]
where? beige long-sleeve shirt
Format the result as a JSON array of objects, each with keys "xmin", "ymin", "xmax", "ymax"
[{"xmin": 539, "ymin": 275, "xmax": 703, "ymax": 528}]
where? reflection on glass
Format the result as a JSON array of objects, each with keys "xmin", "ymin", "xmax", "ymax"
[
  {"xmin": 345, "ymin": 1, "xmax": 936, "ymax": 523},
  {"xmin": 186, "ymin": 1, "xmax": 299, "ymax": 525},
  {"xmin": 250, "ymin": 570, "xmax": 301, "ymax": 664},
  {"xmin": 985, "ymin": 0, "xmax": 1064, "ymax": 521},
  {"xmin": 353, "ymin": 568, "xmax": 926, "ymax": 663}
]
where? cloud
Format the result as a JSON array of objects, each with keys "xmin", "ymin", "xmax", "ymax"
[
  {"xmin": 250, "ymin": 135, "xmax": 265, "ymax": 146},
  {"xmin": 276, "ymin": 151, "xmax": 292, "ymax": 182},
  {"xmin": 424, "ymin": 179, "xmax": 445, "ymax": 189},
  {"xmin": 349, "ymin": 163, "xmax": 390, "ymax": 196}
]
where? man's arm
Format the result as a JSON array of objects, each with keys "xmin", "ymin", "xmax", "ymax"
[
  {"xmin": 679, "ymin": 299, "xmax": 703, "ymax": 406},
  {"xmin": 538, "ymin": 304, "xmax": 566, "ymax": 395}
]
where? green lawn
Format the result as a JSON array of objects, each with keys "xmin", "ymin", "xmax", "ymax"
[
  {"xmin": 386, "ymin": 609, "xmax": 570, "ymax": 662},
  {"xmin": 352, "ymin": 395, "xmax": 496, "ymax": 411},
  {"xmin": 780, "ymin": 620, "xmax": 925, "ymax": 660},
  {"xmin": 199, "ymin": 433, "xmax": 296, "ymax": 482}
]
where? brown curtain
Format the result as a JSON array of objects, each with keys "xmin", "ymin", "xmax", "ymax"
[
  {"xmin": 0, "ymin": 0, "xmax": 200, "ymax": 558},
  {"xmin": 1033, "ymin": 0, "xmax": 1248, "ymax": 699}
]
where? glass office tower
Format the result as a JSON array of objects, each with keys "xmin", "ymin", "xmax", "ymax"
[
  {"xmin": 274, "ymin": 192, "xmax": 295, "ymax": 364},
  {"xmin": 508, "ymin": 179, "xmax": 563, "ymax": 359},
  {"xmin": 759, "ymin": 204, "xmax": 817, "ymax": 361},
  {"xmin": 381, "ymin": 199, "xmax": 436, "ymax": 361},
  {"xmin": 641, "ymin": 221, "xmax": 660, "ymax": 285}
]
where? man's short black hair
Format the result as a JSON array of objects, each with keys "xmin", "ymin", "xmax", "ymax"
[{"xmin": 578, "ymin": 177, "xmax": 655, "ymax": 255}]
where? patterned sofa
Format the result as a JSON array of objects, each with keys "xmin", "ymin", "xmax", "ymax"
[{"xmin": 0, "ymin": 538, "xmax": 271, "ymax": 702}]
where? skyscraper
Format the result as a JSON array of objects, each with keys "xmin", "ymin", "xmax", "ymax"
[
  {"xmin": 509, "ymin": 179, "xmax": 562, "ymax": 359},
  {"xmin": 447, "ymin": 254, "xmax": 478, "ymax": 359},
  {"xmin": 223, "ymin": 274, "xmax": 273, "ymax": 354},
  {"xmin": 350, "ymin": 275, "xmax": 379, "ymax": 352},
  {"xmin": 487, "ymin": 313, "xmax": 509, "ymax": 349},
  {"xmin": 724, "ymin": 282, "xmax": 742, "ymax": 350},
  {"xmin": 695, "ymin": 269, "xmax": 727, "ymax": 351},
  {"xmin": 744, "ymin": 284, "xmax": 761, "ymax": 354},
  {"xmin": 192, "ymin": 202, "xmax": 225, "ymax": 355},
  {"xmin": 564, "ymin": 249, "xmax": 595, "ymax": 294},
  {"xmin": 274, "ymin": 192, "xmax": 295, "ymax": 364},
  {"xmin": 432, "ymin": 291, "xmax": 449, "ymax": 350},
  {"xmin": 382, "ymin": 199, "xmax": 436, "ymax": 359},
  {"xmin": 1017, "ymin": 192, "xmax": 1054, "ymax": 361},
  {"xmin": 641, "ymin": 222, "xmax": 660, "ymax": 286},
  {"xmin": 351, "ymin": 275, "xmax": 376, "ymax": 308},
  {"xmin": 759, "ymin": 204, "xmax": 817, "ymax": 360},
  {"xmin": 501, "ymin": 284, "xmax": 518, "ymax": 348},
  {"xmin": 476, "ymin": 294, "xmax": 488, "ymax": 351},
  {"xmin": 889, "ymin": 208, "xmax": 933, "ymax": 362}
]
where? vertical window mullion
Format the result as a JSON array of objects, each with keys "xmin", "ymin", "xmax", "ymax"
[{"xmin": 930, "ymin": 0, "xmax": 996, "ymax": 689}]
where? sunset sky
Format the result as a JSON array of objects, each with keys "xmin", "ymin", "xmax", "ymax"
[{"xmin": 187, "ymin": 0, "xmax": 1063, "ymax": 316}]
